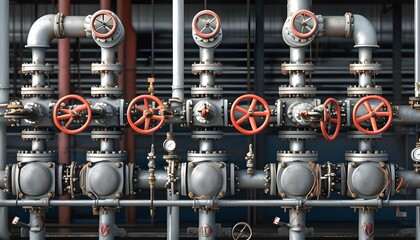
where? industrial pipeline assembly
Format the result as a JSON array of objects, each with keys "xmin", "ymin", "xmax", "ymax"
[{"xmin": 1, "ymin": 0, "xmax": 420, "ymax": 239}]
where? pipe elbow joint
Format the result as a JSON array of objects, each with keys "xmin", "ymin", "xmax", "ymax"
[
  {"xmin": 352, "ymin": 14, "xmax": 379, "ymax": 48},
  {"xmin": 26, "ymin": 14, "xmax": 57, "ymax": 48}
]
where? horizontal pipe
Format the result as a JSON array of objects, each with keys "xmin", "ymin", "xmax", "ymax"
[
  {"xmin": 394, "ymin": 105, "xmax": 420, "ymax": 124},
  {"xmin": 136, "ymin": 170, "xmax": 168, "ymax": 190},
  {"xmin": 398, "ymin": 170, "xmax": 420, "ymax": 189},
  {"xmin": 236, "ymin": 170, "xmax": 266, "ymax": 189},
  {"xmin": 322, "ymin": 16, "xmax": 347, "ymax": 38},
  {"xmin": 1, "ymin": 199, "xmax": 420, "ymax": 208}
]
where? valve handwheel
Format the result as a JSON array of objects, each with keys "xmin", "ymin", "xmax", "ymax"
[
  {"xmin": 320, "ymin": 98, "xmax": 341, "ymax": 141},
  {"xmin": 53, "ymin": 94, "xmax": 92, "ymax": 135},
  {"xmin": 352, "ymin": 95, "xmax": 393, "ymax": 135},
  {"xmin": 193, "ymin": 10, "xmax": 221, "ymax": 39},
  {"xmin": 230, "ymin": 94, "xmax": 270, "ymax": 135},
  {"xmin": 91, "ymin": 10, "xmax": 117, "ymax": 39},
  {"xmin": 127, "ymin": 95, "xmax": 165, "ymax": 134},
  {"xmin": 231, "ymin": 222, "xmax": 252, "ymax": 240},
  {"xmin": 291, "ymin": 10, "xmax": 318, "ymax": 39}
]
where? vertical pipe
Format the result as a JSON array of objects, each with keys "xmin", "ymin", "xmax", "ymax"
[
  {"xmin": 198, "ymin": 209, "xmax": 216, "ymax": 240},
  {"xmin": 58, "ymin": 0, "xmax": 71, "ymax": 227},
  {"xmin": 167, "ymin": 191, "xmax": 179, "ymax": 240},
  {"xmin": 415, "ymin": 0, "xmax": 420, "ymax": 97},
  {"xmin": 0, "ymin": 1, "xmax": 9, "ymax": 239},
  {"xmin": 29, "ymin": 209, "xmax": 46, "ymax": 240},
  {"xmin": 392, "ymin": 3, "xmax": 402, "ymax": 104},
  {"xmin": 289, "ymin": 208, "xmax": 306, "ymax": 240},
  {"xmin": 358, "ymin": 140, "xmax": 373, "ymax": 152},
  {"xmin": 99, "ymin": 208, "xmax": 116, "ymax": 240},
  {"xmin": 100, "ymin": 0, "xmax": 112, "ymax": 10},
  {"xmin": 290, "ymin": 139, "xmax": 305, "ymax": 152},
  {"xmin": 199, "ymin": 139, "xmax": 214, "ymax": 152},
  {"xmin": 101, "ymin": 48, "xmax": 116, "ymax": 87},
  {"xmin": 31, "ymin": 48, "xmax": 46, "ymax": 87},
  {"xmin": 416, "ymin": 189, "xmax": 420, "ymax": 240},
  {"xmin": 117, "ymin": 0, "xmax": 137, "ymax": 224},
  {"xmin": 171, "ymin": 0, "xmax": 184, "ymax": 102},
  {"xmin": 359, "ymin": 208, "xmax": 375, "ymax": 240}
]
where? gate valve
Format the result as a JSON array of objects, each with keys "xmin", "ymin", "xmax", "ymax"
[
  {"xmin": 319, "ymin": 98, "xmax": 341, "ymax": 141},
  {"xmin": 291, "ymin": 10, "xmax": 318, "ymax": 39},
  {"xmin": 127, "ymin": 95, "xmax": 165, "ymax": 134},
  {"xmin": 193, "ymin": 10, "xmax": 221, "ymax": 39},
  {"xmin": 53, "ymin": 94, "xmax": 92, "ymax": 135},
  {"xmin": 230, "ymin": 94, "xmax": 271, "ymax": 135},
  {"xmin": 352, "ymin": 95, "xmax": 393, "ymax": 135},
  {"xmin": 90, "ymin": 10, "xmax": 117, "ymax": 39}
]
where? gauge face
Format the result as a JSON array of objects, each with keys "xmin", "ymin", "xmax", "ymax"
[
  {"xmin": 411, "ymin": 147, "xmax": 420, "ymax": 162},
  {"xmin": 163, "ymin": 139, "xmax": 176, "ymax": 152}
]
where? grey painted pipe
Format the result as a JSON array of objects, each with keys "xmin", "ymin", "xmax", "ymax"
[
  {"xmin": 99, "ymin": 208, "xmax": 115, "ymax": 240},
  {"xmin": 353, "ymin": 15, "xmax": 379, "ymax": 48},
  {"xmin": 100, "ymin": 48, "xmax": 117, "ymax": 87},
  {"xmin": 398, "ymin": 170, "xmax": 420, "ymax": 189},
  {"xmin": 171, "ymin": 0, "xmax": 184, "ymax": 103},
  {"xmin": 359, "ymin": 208, "xmax": 375, "ymax": 240},
  {"xmin": 236, "ymin": 170, "xmax": 266, "ymax": 189},
  {"xmin": 1, "ymin": 199, "xmax": 420, "ymax": 207},
  {"xmin": 0, "ymin": 0, "xmax": 9, "ymax": 239},
  {"xmin": 198, "ymin": 209, "xmax": 216, "ymax": 240},
  {"xmin": 167, "ymin": 192, "xmax": 180, "ymax": 240},
  {"xmin": 322, "ymin": 16, "xmax": 348, "ymax": 38},
  {"xmin": 416, "ymin": 0, "xmax": 420, "ymax": 97},
  {"xmin": 136, "ymin": 170, "xmax": 168, "ymax": 190},
  {"xmin": 289, "ymin": 208, "xmax": 306, "ymax": 240},
  {"xmin": 26, "ymin": 14, "xmax": 87, "ymax": 48},
  {"xmin": 287, "ymin": 0, "xmax": 311, "ymax": 17},
  {"xmin": 394, "ymin": 105, "xmax": 420, "ymax": 125},
  {"xmin": 417, "ymin": 189, "xmax": 420, "ymax": 240},
  {"xmin": 29, "ymin": 209, "xmax": 46, "ymax": 240}
]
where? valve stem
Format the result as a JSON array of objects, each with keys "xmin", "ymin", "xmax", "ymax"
[{"xmin": 246, "ymin": 144, "xmax": 254, "ymax": 175}]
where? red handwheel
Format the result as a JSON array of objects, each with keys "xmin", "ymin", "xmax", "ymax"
[
  {"xmin": 352, "ymin": 95, "xmax": 393, "ymax": 135},
  {"xmin": 192, "ymin": 10, "xmax": 221, "ymax": 39},
  {"xmin": 127, "ymin": 95, "xmax": 165, "ymax": 134},
  {"xmin": 320, "ymin": 98, "xmax": 341, "ymax": 141},
  {"xmin": 53, "ymin": 94, "xmax": 92, "ymax": 135},
  {"xmin": 291, "ymin": 10, "xmax": 318, "ymax": 39},
  {"xmin": 91, "ymin": 10, "xmax": 117, "ymax": 39},
  {"xmin": 230, "ymin": 94, "xmax": 271, "ymax": 135}
]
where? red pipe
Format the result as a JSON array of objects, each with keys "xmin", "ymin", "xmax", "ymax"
[
  {"xmin": 118, "ymin": 0, "xmax": 137, "ymax": 224},
  {"xmin": 100, "ymin": 0, "xmax": 112, "ymax": 10},
  {"xmin": 58, "ymin": 0, "xmax": 71, "ymax": 225}
]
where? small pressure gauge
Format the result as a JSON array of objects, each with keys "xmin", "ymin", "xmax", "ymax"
[
  {"xmin": 411, "ymin": 147, "xmax": 420, "ymax": 162},
  {"xmin": 163, "ymin": 139, "xmax": 177, "ymax": 152}
]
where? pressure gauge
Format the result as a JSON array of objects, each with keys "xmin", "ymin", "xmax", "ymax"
[
  {"xmin": 163, "ymin": 139, "xmax": 177, "ymax": 152},
  {"xmin": 411, "ymin": 147, "xmax": 420, "ymax": 162}
]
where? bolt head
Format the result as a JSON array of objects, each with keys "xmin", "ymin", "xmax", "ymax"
[
  {"xmin": 188, "ymin": 192, "xmax": 194, "ymax": 198},
  {"xmin": 188, "ymin": 162, "xmax": 195, "ymax": 168},
  {"xmin": 280, "ymin": 192, "xmax": 286, "ymax": 198}
]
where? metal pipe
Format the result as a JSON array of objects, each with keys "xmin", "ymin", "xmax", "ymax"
[
  {"xmin": 101, "ymin": 48, "xmax": 116, "ymax": 87},
  {"xmin": 32, "ymin": 139, "xmax": 46, "ymax": 152},
  {"xmin": 0, "ymin": 0, "xmax": 9, "ymax": 238},
  {"xmin": 99, "ymin": 208, "xmax": 116, "ymax": 240},
  {"xmin": 100, "ymin": 0, "xmax": 112, "ymax": 10},
  {"xmin": 289, "ymin": 208, "xmax": 306, "ymax": 240},
  {"xmin": 287, "ymin": 0, "xmax": 311, "ymax": 16},
  {"xmin": 236, "ymin": 170, "xmax": 266, "ymax": 189},
  {"xmin": 397, "ymin": 170, "xmax": 420, "ymax": 190},
  {"xmin": 167, "ymin": 192, "xmax": 180, "ymax": 240},
  {"xmin": 417, "ymin": 189, "xmax": 420, "ymax": 240},
  {"xmin": 31, "ymin": 48, "xmax": 46, "ymax": 87},
  {"xmin": 415, "ymin": 0, "xmax": 420, "ymax": 97},
  {"xmin": 290, "ymin": 139, "xmax": 305, "ymax": 152},
  {"xmin": 353, "ymin": 15, "xmax": 378, "ymax": 48},
  {"xmin": 199, "ymin": 139, "xmax": 214, "ymax": 152},
  {"xmin": 100, "ymin": 139, "xmax": 114, "ymax": 152},
  {"xmin": 394, "ymin": 105, "xmax": 420, "ymax": 124},
  {"xmin": 198, "ymin": 209, "xmax": 216, "ymax": 240},
  {"xmin": 171, "ymin": 0, "xmax": 184, "ymax": 103},
  {"xmin": 2, "ymin": 199, "xmax": 420, "ymax": 208},
  {"xmin": 136, "ymin": 170, "xmax": 168, "ymax": 190},
  {"xmin": 289, "ymin": 48, "xmax": 305, "ymax": 87},
  {"xmin": 29, "ymin": 209, "xmax": 46, "ymax": 240},
  {"xmin": 358, "ymin": 140, "xmax": 373, "ymax": 152},
  {"xmin": 322, "ymin": 16, "xmax": 347, "ymax": 38},
  {"xmin": 58, "ymin": 0, "xmax": 72, "ymax": 227},
  {"xmin": 359, "ymin": 208, "xmax": 375, "ymax": 240}
]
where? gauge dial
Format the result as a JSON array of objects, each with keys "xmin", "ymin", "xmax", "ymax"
[
  {"xmin": 163, "ymin": 139, "xmax": 177, "ymax": 152},
  {"xmin": 411, "ymin": 147, "xmax": 420, "ymax": 162}
]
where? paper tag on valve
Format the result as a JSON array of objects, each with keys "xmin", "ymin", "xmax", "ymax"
[
  {"xmin": 273, "ymin": 216, "xmax": 281, "ymax": 225},
  {"xmin": 12, "ymin": 216, "xmax": 20, "ymax": 225}
]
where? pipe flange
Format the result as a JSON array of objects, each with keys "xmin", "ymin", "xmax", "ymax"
[
  {"xmin": 278, "ymin": 85, "xmax": 317, "ymax": 97},
  {"xmin": 281, "ymin": 63, "xmax": 314, "ymax": 75},
  {"xmin": 278, "ymin": 130, "xmax": 317, "ymax": 140},
  {"xmin": 191, "ymin": 130, "xmax": 223, "ymax": 140},
  {"xmin": 191, "ymin": 62, "xmax": 223, "ymax": 75},
  {"xmin": 21, "ymin": 63, "xmax": 54, "ymax": 75},
  {"xmin": 86, "ymin": 151, "xmax": 127, "ymax": 163},
  {"xmin": 344, "ymin": 12, "xmax": 353, "ymax": 38},
  {"xmin": 54, "ymin": 13, "xmax": 65, "ymax": 38},
  {"xmin": 21, "ymin": 85, "xmax": 54, "ymax": 98},
  {"xmin": 91, "ymin": 129, "xmax": 122, "ymax": 140},
  {"xmin": 91, "ymin": 63, "xmax": 122, "ymax": 75},
  {"xmin": 345, "ymin": 151, "xmax": 388, "ymax": 163},
  {"xmin": 191, "ymin": 85, "xmax": 223, "ymax": 98},
  {"xmin": 346, "ymin": 85, "xmax": 382, "ymax": 97},
  {"xmin": 276, "ymin": 151, "xmax": 318, "ymax": 162},
  {"xmin": 349, "ymin": 63, "xmax": 381, "ymax": 75},
  {"xmin": 3, "ymin": 164, "xmax": 11, "ymax": 194},
  {"xmin": 347, "ymin": 131, "xmax": 382, "ymax": 140},
  {"xmin": 21, "ymin": 129, "xmax": 55, "ymax": 141},
  {"xmin": 91, "ymin": 86, "xmax": 123, "ymax": 97},
  {"xmin": 17, "ymin": 150, "xmax": 57, "ymax": 162},
  {"xmin": 187, "ymin": 151, "xmax": 228, "ymax": 162}
]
